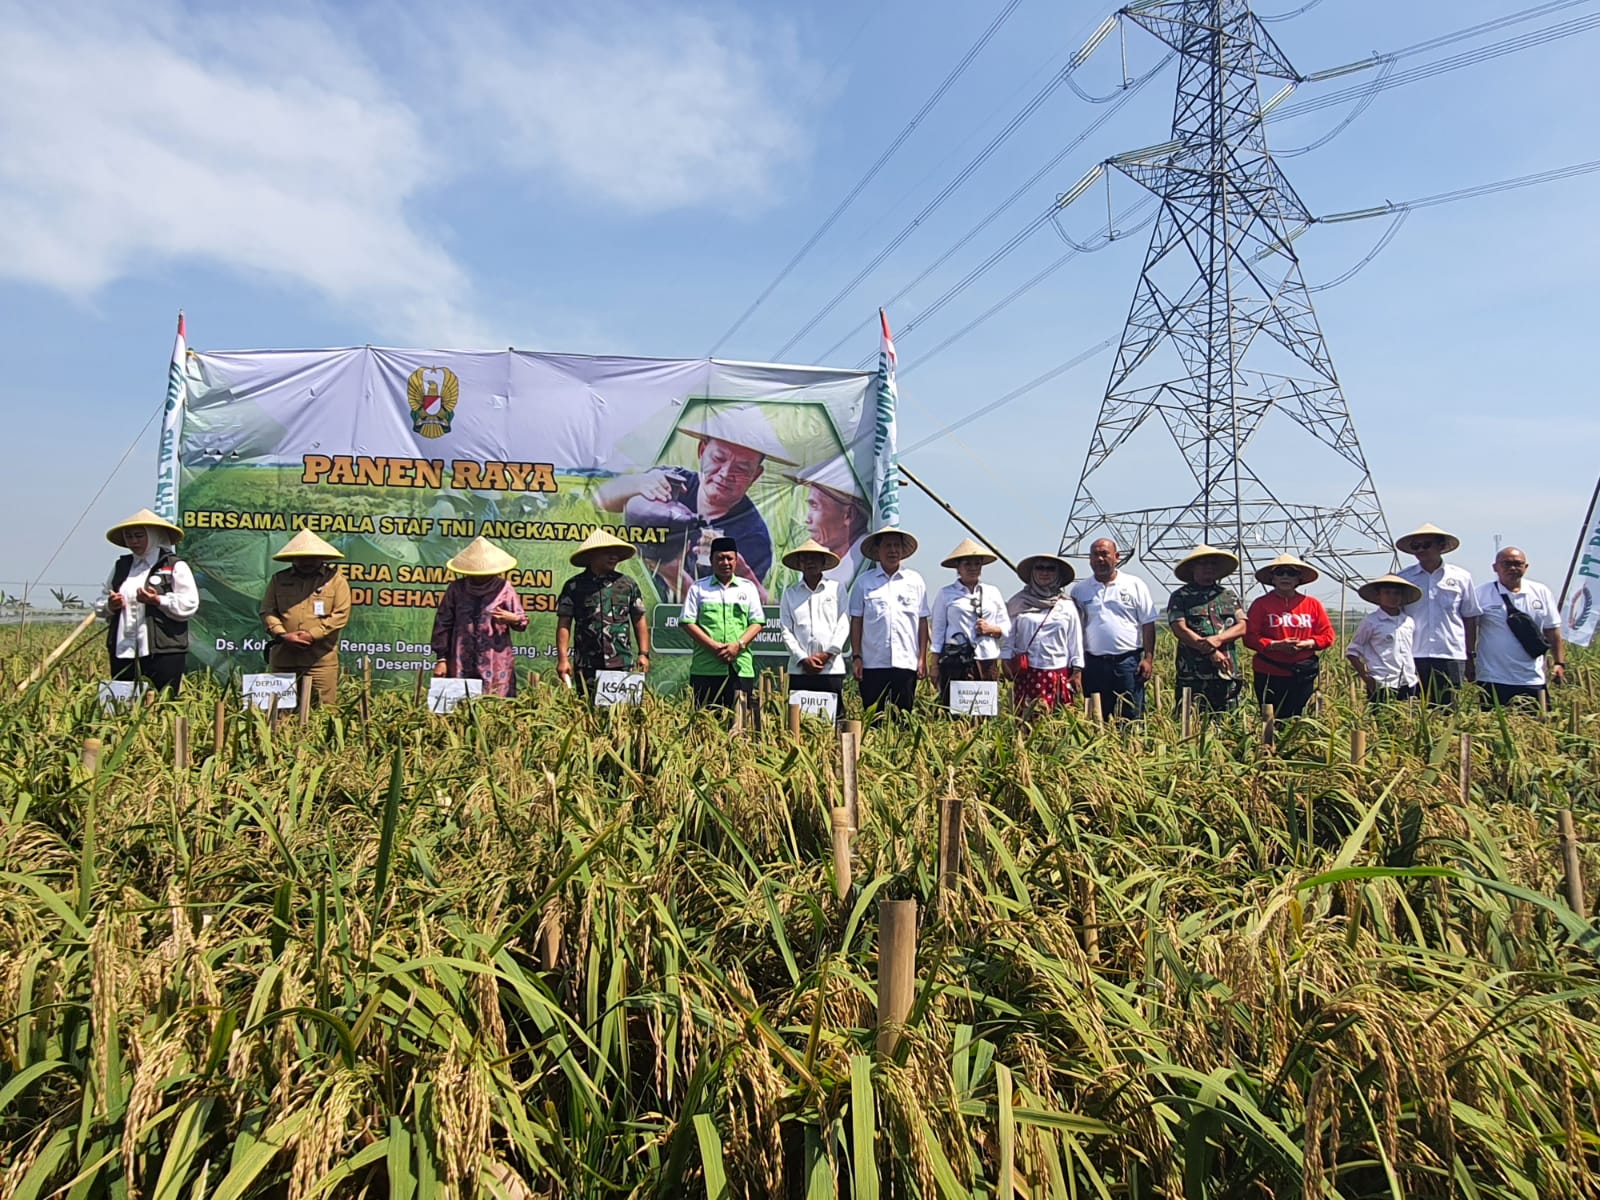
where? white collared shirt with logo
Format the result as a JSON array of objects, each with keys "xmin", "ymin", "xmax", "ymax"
[
  {"xmin": 930, "ymin": 581, "xmax": 1010, "ymax": 661},
  {"xmin": 1473, "ymin": 579, "xmax": 1561, "ymax": 686},
  {"xmin": 1069, "ymin": 572, "xmax": 1158, "ymax": 656},
  {"xmin": 779, "ymin": 578, "xmax": 850, "ymax": 676},
  {"xmin": 1002, "ymin": 601, "xmax": 1085, "ymax": 671},
  {"xmin": 1346, "ymin": 608, "xmax": 1418, "ymax": 688},
  {"xmin": 848, "ymin": 566, "xmax": 930, "ymax": 670},
  {"xmin": 1399, "ymin": 562, "xmax": 1483, "ymax": 660}
]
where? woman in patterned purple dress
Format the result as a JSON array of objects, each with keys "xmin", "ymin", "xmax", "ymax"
[{"xmin": 431, "ymin": 537, "xmax": 529, "ymax": 697}]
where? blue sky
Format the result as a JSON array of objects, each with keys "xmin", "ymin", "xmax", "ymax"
[{"xmin": 5, "ymin": 0, "xmax": 1598, "ymax": 607}]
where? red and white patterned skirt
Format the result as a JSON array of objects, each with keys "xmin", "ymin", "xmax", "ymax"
[{"xmin": 1014, "ymin": 666, "xmax": 1075, "ymax": 710}]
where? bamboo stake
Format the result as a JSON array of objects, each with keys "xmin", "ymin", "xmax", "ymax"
[
  {"xmin": 732, "ymin": 691, "xmax": 747, "ymax": 735},
  {"xmin": 842, "ymin": 717, "xmax": 863, "ymax": 751},
  {"xmin": 297, "ymin": 675, "xmax": 313, "ymax": 726},
  {"xmin": 830, "ymin": 809, "xmax": 853, "ymax": 902},
  {"xmin": 538, "ymin": 898, "xmax": 562, "ymax": 971},
  {"xmin": 15, "ymin": 611, "xmax": 98, "ymax": 693},
  {"xmin": 1262, "ymin": 704, "xmax": 1276, "ymax": 750},
  {"xmin": 1568, "ymin": 698, "xmax": 1582, "ymax": 737},
  {"xmin": 840, "ymin": 729, "xmax": 860, "ymax": 830},
  {"xmin": 1087, "ymin": 691, "xmax": 1103, "ymax": 726},
  {"xmin": 1458, "ymin": 733, "xmax": 1472, "ymax": 805},
  {"xmin": 81, "ymin": 737, "xmax": 101, "ymax": 775},
  {"xmin": 213, "ymin": 700, "xmax": 227, "ymax": 760},
  {"xmin": 1180, "ymin": 687, "xmax": 1193, "ymax": 739},
  {"xmin": 173, "ymin": 715, "xmax": 189, "ymax": 772},
  {"xmin": 937, "ymin": 794, "xmax": 964, "ymax": 904},
  {"xmin": 413, "ymin": 668, "xmax": 425, "ymax": 706},
  {"xmin": 1079, "ymin": 876, "xmax": 1100, "ymax": 964},
  {"xmin": 1349, "ymin": 728, "xmax": 1367, "ymax": 766},
  {"xmin": 875, "ymin": 899, "xmax": 918, "ymax": 1056},
  {"xmin": 787, "ymin": 700, "xmax": 802, "ymax": 739},
  {"xmin": 1558, "ymin": 809, "xmax": 1586, "ymax": 916},
  {"xmin": 756, "ymin": 674, "xmax": 770, "ymax": 732}
]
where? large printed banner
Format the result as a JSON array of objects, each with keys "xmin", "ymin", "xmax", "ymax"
[
  {"xmin": 177, "ymin": 349, "xmax": 879, "ymax": 690},
  {"xmin": 1562, "ymin": 483, "xmax": 1600, "ymax": 648}
]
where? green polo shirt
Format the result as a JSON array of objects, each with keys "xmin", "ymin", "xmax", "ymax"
[{"xmin": 682, "ymin": 575, "xmax": 766, "ymax": 677}]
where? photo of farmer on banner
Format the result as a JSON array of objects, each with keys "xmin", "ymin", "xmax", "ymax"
[{"xmin": 597, "ymin": 404, "xmax": 797, "ymax": 603}]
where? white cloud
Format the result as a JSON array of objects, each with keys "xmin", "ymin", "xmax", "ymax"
[
  {"xmin": 0, "ymin": 1, "xmax": 815, "ymax": 342},
  {"xmin": 448, "ymin": 5, "xmax": 813, "ymax": 212}
]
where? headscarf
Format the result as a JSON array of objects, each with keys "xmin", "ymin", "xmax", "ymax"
[{"xmin": 1007, "ymin": 572, "xmax": 1069, "ymax": 618}]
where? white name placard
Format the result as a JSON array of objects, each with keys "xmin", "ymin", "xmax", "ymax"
[
  {"xmin": 97, "ymin": 680, "xmax": 146, "ymax": 712},
  {"xmin": 593, "ymin": 670, "xmax": 647, "ymax": 708},
  {"xmin": 241, "ymin": 673, "xmax": 298, "ymax": 711},
  {"xmin": 788, "ymin": 689, "xmax": 839, "ymax": 722},
  {"xmin": 428, "ymin": 677, "xmax": 484, "ymax": 713},
  {"xmin": 948, "ymin": 680, "xmax": 999, "ymax": 717}
]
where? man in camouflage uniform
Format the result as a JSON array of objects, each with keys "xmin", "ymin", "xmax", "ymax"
[
  {"xmin": 1165, "ymin": 544, "xmax": 1248, "ymax": 713},
  {"xmin": 557, "ymin": 529, "xmax": 651, "ymax": 693}
]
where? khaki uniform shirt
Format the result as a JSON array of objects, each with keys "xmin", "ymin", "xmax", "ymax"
[{"xmin": 261, "ymin": 567, "xmax": 352, "ymax": 668}]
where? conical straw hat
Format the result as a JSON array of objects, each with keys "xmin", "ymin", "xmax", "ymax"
[
  {"xmin": 447, "ymin": 536, "xmax": 517, "ymax": 577},
  {"xmin": 272, "ymin": 530, "xmax": 344, "ymax": 560},
  {"xmin": 570, "ymin": 527, "xmax": 637, "ymax": 567},
  {"xmin": 1394, "ymin": 522, "xmax": 1460, "ymax": 555},
  {"xmin": 1015, "ymin": 553, "xmax": 1075, "ymax": 585},
  {"xmin": 1173, "ymin": 544, "xmax": 1239, "ymax": 583},
  {"xmin": 941, "ymin": 537, "xmax": 998, "ymax": 568},
  {"xmin": 782, "ymin": 456, "xmax": 866, "ymax": 503},
  {"xmin": 676, "ymin": 405, "xmax": 798, "ymax": 466},
  {"xmin": 1255, "ymin": 552, "xmax": 1320, "ymax": 586},
  {"xmin": 106, "ymin": 508, "xmax": 184, "ymax": 547},
  {"xmin": 781, "ymin": 537, "xmax": 842, "ymax": 571},
  {"xmin": 1357, "ymin": 573, "xmax": 1422, "ymax": 606},
  {"xmin": 860, "ymin": 525, "xmax": 919, "ymax": 561}
]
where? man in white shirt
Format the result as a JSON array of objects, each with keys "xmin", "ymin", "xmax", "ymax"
[
  {"xmin": 778, "ymin": 539, "xmax": 849, "ymax": 699},
  {"xmin": 1395, "ymin": 522, "xmax": 1481, "ymax": 706},
  {"xmin": 848, "ymin": 527, "xmax": 930, "ymax": 716},
  {"xmin": 1346, "ymin": 574, "xmax": 1421, "ymax": 702},
  {"xmin": 1473, "ymin": 546, "xmax": 1565, "ymax": 709},
  {"xmin": 1070, "ymin": 538, "xmax": 1158, "ymax": 718}
]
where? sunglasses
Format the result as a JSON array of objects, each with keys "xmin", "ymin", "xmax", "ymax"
[{"xmin": 1271, "ymin": 567, "xmax": 1301, "ymax": 577}]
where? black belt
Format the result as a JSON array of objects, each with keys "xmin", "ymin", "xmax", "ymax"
[{"xmin": 1086, "ymin": 649, "xmax": 1141, "ymax": 661}]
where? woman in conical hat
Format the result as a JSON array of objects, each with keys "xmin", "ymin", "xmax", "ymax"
[
  {"xmin": 96, "ymin": 508, "xmax": 199, "ymax": 694},
  {"xmin": 1002, "ymin": 552, "xmax": 1082, "ymax": 714},
  {"xmin": 261, "ymin": 530, "xmax": 351, "ymax": 705},
  {"xmin": 929, "ymin": 537, "xmax": 1010, "ymax": 703},
  {"xmin": 1243, "ymin": 553, "xmax": 1334, "ymax": 720},
  {"xmin": 431, "ymin": 537, "xmax": 529, "ymax": 697}
]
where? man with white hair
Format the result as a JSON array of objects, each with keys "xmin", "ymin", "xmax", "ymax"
[{"xmin": 1473, "ymin": 546, "xmax": 1565, "ymax": 709}]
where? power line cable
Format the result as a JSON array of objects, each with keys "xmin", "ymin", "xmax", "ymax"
[{"xmin": 704, "ymin": 0, "xmax": 1025, "ymax": 356}]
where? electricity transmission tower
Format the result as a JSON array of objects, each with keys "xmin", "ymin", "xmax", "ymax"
[{"xmin": 1059, "ymin": 0, "xmax": 1393, "ymax": 586}]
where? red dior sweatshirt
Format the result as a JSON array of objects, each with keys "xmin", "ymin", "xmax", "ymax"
[{"xmin": 1244, "ymin": 592, "xmax": 1336, "ymax": 677}]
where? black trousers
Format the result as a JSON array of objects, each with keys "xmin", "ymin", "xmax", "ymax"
[
  {"xmin": 1415, "ymin": 657, "xmax": 1465, "ymax": 707},
  {"xmin": 860, "ymin": 667, "xmax": 917, "ymax": 714},
  {"xmin": 111, "ymin": 653, "xmax": 186, "ymax": 696},
  {"xmin": 1252, "ymin": 670, "xmax": 1317, "ymax": 719},
  {"xmin": 1480, "ymin": 680, "xmax": 1545, "ymax": 710},
  {"xmin": 691, "ymin": 671, "xmax": 754, "ymax": 710},
  {"xmin": 1083, "ymin": 650, "xmax": 1146, "ymax": 719},
  {"xmin": 788, "ymin": 672, "xmax": 844, "ymax": 695},
  {"xmin": 1177, "ymin": 677, "xmax": 1238, "ymax": 713},
  {"xmin": 1372, "ymin": 683, "xmax": 1420, "ymax": 704}
]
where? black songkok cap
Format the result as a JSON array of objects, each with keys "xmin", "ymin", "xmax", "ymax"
[{"xmin": 710, "ymin": 536, "xmax": 738, "ymax": 554}]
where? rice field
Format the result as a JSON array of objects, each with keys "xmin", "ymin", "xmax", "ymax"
[{"xmin": 2, "ymin": 627, "xmax": 1598, "ymax": 1198}]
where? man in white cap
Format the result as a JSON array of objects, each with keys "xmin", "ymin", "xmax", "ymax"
[
  {"xmin": 596, "ymin": 405, "xmax": 794, "ymax": 602},
  {"xmin": 848, "ymin": 527, "xmax": 930, "ymax": 716},
  {"xmin": 261, "ymin": 531, "xmax": 351, "ymax": 704},
  {"xmin": 556, "ymin": 528, "xmax": 650, "ymax": 693},
  {"xmin": 1473, "ymin": 545, "xmax": 1566, "ymax": 709},
  {"xmin": 1070, "ymin": 537, "xmax": 1158, "ymax": 719},
  {"xmin": 1395, "ymin": 522, "xmax": 1481, "ymax": 706}
]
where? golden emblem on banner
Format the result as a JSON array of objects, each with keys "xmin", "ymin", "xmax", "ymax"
[{"xmin": 407, "ymin": 366, "xmax": 459, "ymax": 439}]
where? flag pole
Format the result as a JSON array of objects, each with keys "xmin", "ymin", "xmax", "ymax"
[
  {"xmin": 896, "ymin": 462, "xmax": 1015, "ymax": 571},
  {"xmin": 1558, "ymin": 473, "xmax": 1600, "ymax": 609}
]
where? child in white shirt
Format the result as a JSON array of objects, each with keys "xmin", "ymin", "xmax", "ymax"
[{"xmin": 1346, "ymin": 575, "xmax": 1422, "ymax": 702}]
